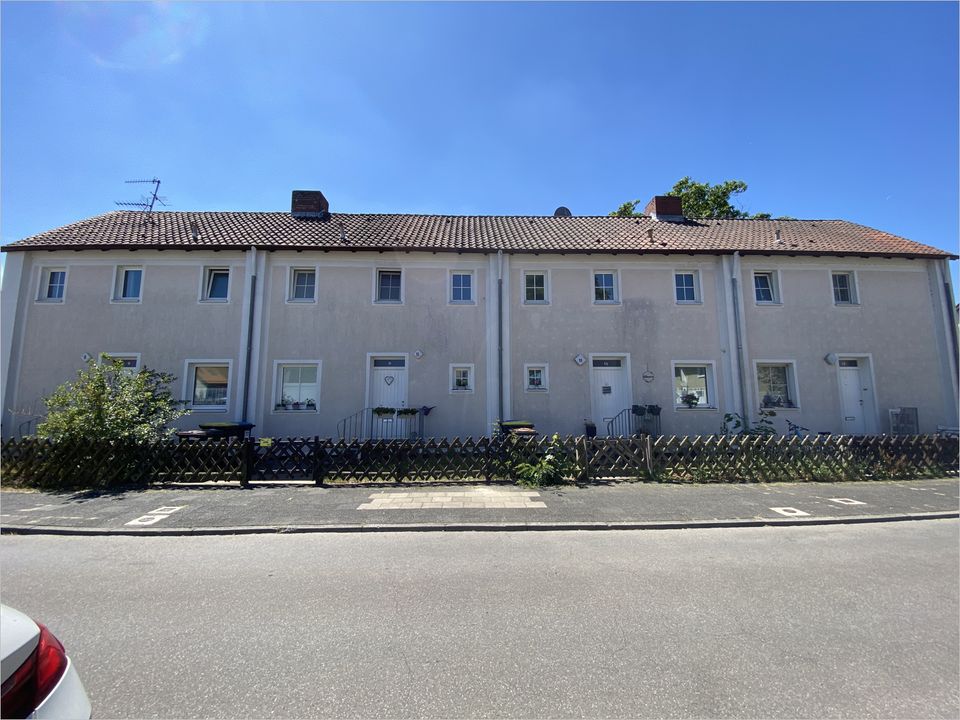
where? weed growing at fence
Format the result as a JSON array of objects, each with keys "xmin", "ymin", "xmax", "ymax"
[{"xmin": 513, "ymin": 433, "xmax": 576, "ymax": 487}]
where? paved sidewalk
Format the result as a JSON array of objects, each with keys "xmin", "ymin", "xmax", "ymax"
[{"xmin": 1, "ymin": 477, "xmax": 956, "ymax": 535}]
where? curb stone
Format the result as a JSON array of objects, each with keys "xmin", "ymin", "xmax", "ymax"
[{"xmin": 1, "ymin": 511, "xmax": 956, "ymax": 537}]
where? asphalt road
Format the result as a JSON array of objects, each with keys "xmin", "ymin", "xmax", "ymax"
[{"xmin": 1, "ymin": 521, "xmax": 957, "ymax": 719}]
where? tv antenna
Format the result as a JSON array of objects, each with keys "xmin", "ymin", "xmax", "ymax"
[{"xmin": 115, "ymin": 178, "xmax": 168, "ymax": 214}]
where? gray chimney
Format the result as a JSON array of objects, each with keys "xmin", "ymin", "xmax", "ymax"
[
  {"xmin": 291, "ymin": 190, "xmax": 330, "ymax": 218},
  {"xmin": 643, "ymin": 195, "xmax": 684, "ymax": 222}
]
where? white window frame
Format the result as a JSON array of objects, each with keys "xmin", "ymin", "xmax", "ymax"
[
  {"xmin": 287, "ymin": 267, "xmax": 318, "ymax": 304},
  {"xmin": 199, "ymin": 267, "xmax": 231, "ymax": 303},
  {"xmin": 831, "ymin": 270, "xmax": 859, "ymax": 306},
  {"xmin": 671, "ymin": 361, "xmax": 718, "ymax": 410},
  {"xmin": 449, "ymin": 270, "xmax": 475, "ymax": 305},
  {"xmin": 524, "ymin": 363, "xmax": 549, "ymax": 392},
  {"xmin": 36, "ymin": 267, "xmax": 68, "ymax": 303},
  {"xmin": 753, "ymin": 270, "xmax": 781, "ymax": 305},
  {"xmin": 182, "ymin": 359, "xmax": 232, "ymax": 412},
  {"xmin": 523, "ymin": 270, "xmax": 550, "ymax": 305},
  {"xmin": 373, "ymin": 268, "xmax": 404, "ymax": 305},
  {"xmin": 592, "ymin": 269, "xmax": 620, "ymax": 305},
  {"xmin": 271, "ymin": 360, "xmax": 322, "ymax": 413},
  {"xmin": 449, "ymin": 363, "xmax": 475, "ymax": 394},
  {"xmin": 753, "ymin": 360, "xmax": 801, "ymax": 411},
  {"xmin": 673, "ymin": 269, "xmax": 701, "ymax": 304},
  {"xmin": 99, "ymin": 352, "xmax": 142, "ymax": 373},
  {"xmin": 112, "ymin": 265, "xmax": 144, "ymax": 303}
]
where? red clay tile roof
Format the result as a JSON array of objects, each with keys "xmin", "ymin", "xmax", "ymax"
[{"xmin": 2, "ymin": 210, "xmax": 954, "ymax": 259}]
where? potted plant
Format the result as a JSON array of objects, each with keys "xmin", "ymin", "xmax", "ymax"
[
  {"xmin": 397, "ymin": 408, "xmax": 419, "ymax": 417},
  {"xmin": 305, "ymin": 399, "xmax": 316, "ymax": 410},
  {"xmin": 292, "ymin": 401, "xmax": 302, "ymax": 410},
  {"xmin": 373, "ymin": 406, "xmax": 395, "ymax": 416},
  {"xmin": 281, "ymin": 395, "xmax": 294, "ymax": 411},
  {"xmin": 681, "ymin": 393, "xmax": 700, "ymax": 408}
]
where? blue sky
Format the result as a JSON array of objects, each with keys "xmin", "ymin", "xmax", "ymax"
[{"xmin": 2, "ymin": 1, "xmax": 957, "ymax": 280}]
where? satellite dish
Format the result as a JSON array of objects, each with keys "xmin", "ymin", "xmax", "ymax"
[{"xmin": 553, "ymin": 206, "xmax": 572, "ymax": 217}]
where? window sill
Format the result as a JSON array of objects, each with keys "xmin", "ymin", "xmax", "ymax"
[
  {"xmin": 593, "ymin": 301, "xmax": 621, "ymax": 306},
  {"xmin": 674, "ymin": 405, "xmax": 718, "ymax": 412},
  {"xmin": 833, "ymin": 302, "xmax": 860, "ymax": 307},
  {"xmin": 523, "ymin": 300, "xmax": 550, "ymax": 306},
  {"xmin": 111, "ymin": 298, "xmax": 142, "ymax": 304},
  {"xmin": 448, "ymin": 301, "xmax": 476, "ymax": 306},
  {"xmin": 374, "ymin": 300, "xmax": 404, "ymax": 305},
  {"xmin": 189, "ymin": 406, "xmax": 228, "ymax": 413},
  {"xmin": 755, "ymin": 301, "xmax": 782, "ymax": 307},
  {"xmin": 272, "ymin": 408, "xmax": 319, "ymax": 414},
  {"xmin": 450, "ymin": 389, "xmax": 474, "ymax": 395},
  {"xmin": 761, "ymin": 405, "xmax": 801, "ymax": 412},
  {"xmin": 675, "ymin": 300, "xmax": 702, "ymax": 306},
  {"xmin": 199, "ymin": 298, "xmax": 229, "ymax": 304},
  {"xmin": 286, "ymin": 298, "xmax": 317, "ymax": 304},
  {"xmin": 35, "ymin": 299, "xmax": 64, "ymax": 304},
  {"xmin": 525, "ymin": 387, "xmax": 548, "ymax": 393}
]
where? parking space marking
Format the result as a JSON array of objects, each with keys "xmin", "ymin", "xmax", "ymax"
[
  {"xmin": 828, "ymin": 498, "xmax": 866, "ymax": 505},
  {"xmin": 124, "ymin": 506, "xmax": 185, "ymax": 527},
  {"xmin": 770, "ymin": 507, "xmax": 810, "ymax": 517}
]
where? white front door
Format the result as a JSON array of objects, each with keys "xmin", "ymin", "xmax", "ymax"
[
  {"xmin": 370, "ymin": 357, "xmax": 408, "ymax": 439},
  {"xmin": 838, "ymin": 358, "xmax": 874, "ymax": 434},
  {"xmin": 591, "ymin": 357, "xmax": 631, "ymax": 436}
]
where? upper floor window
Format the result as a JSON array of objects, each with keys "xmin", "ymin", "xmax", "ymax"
[
  {"xmin": 754, "ymin": 271, "xmax": 780, "ymax": 304},
  {"xmin": 450, "ymin": 364, "xmax": 475, "ymax": 394},
  {"xmin": 113, "ymin": 266, "xmax": 143, "ymax": 302},
  {"xmin": 450, "ymin": 272, "xmax": 473, "ymax": 303},
  {"xmin": 524, "ymin": 272, "xmax": 547, "ymax": 303},
  {"xmin": 38, "ymin": 268, "xmax": 66, "ymax": 302},
  {"xmin": 202, "ymin": 268, "xmax": 230, "ymax": 302},
  {"xmin": 593, "ymin": 271, "xmax": 618, "ymax": 303},
  {"xmin": 376, "ymin": 269, "xmax": 402, "ymax": 303},
  {"xmin": 524, "ymin": 363, "xmax": 549, "ymax": 392},
  {"xmin": 674, "ymin": 271, "xmax": 700, "ymax": 303},
  {"xmin": 289, "ymin": 268, "xmax": 316, "ymax": 302},
  {"xmin": 832, "ymin": 272, "xmax": 858, "ymax": 305}
]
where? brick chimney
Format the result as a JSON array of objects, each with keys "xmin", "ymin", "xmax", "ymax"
[
  {"xmin": 291, "ymin": 190, "xmax": 330, "ymax": 218},
  {"xmin": 644, "ymin": 195, "xmax": 684, "ymax": 221}
]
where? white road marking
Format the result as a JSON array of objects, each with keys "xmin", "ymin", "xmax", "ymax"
[
  {"xmin": 124, "ymin": 506, "xmax": 185, "ymax": 527},
  {"xmin": 18, "ymin": 505, "xmax": 56, "ymax": 512},
  {"xmin": 828, "ymin": 498, "xmax": 866, "ymax": 505},
  {"xmin": 770, "ymin": 507, "xmax": 810, "ymax": 517}
]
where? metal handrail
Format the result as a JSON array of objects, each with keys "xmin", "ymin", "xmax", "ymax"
[
  {"xmin": 337, "ymin": 407, "xmax": 425, "ymax": 441},
  {"xmin": 606, "ymin": 408, "xmax": 637, "ymax": 438}
]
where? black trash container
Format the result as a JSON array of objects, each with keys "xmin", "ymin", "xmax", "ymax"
[{"xmin": 584, "ymin": 420, "xmax": 597, "ymax": 438}]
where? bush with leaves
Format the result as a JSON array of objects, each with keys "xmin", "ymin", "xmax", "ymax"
[
  {"xmin": 513, "ymin": 433, "xmax": 576, "ymax": 487},
  {"xmin": 30, "ymin": 357, "xmax": 188, "ymax": 489}
]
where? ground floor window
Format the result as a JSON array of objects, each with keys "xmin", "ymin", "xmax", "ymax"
[
  {"xmin": 756, "ymin": 363, "xmax": 798, "ymax": 408},
  {"xmin": 276, "ymin": 364, "xmax": 319, "ymax": 411},
  {"xmin": 673, "ymin": 364, "xmax": 714, "ymax": 408},
  {"xmin": 187, "ymin": 363, "xmax": 230, "ymax": 410},
  {"xmin": 524, "ymin": 364, "xmax": 548, "ymax": 392}
]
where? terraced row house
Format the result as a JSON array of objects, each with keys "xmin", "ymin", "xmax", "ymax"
[{"xmin": 2, "ymin": 191, "xmax": 957, "ymax": 440}]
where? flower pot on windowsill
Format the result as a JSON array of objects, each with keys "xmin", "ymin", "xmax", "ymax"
[{"xmin": 681, "ymin": 394, "xmax": 700, "ymax": 409}]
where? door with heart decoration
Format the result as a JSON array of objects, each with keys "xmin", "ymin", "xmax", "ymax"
[{"xmin": 370, "ymin": 357, "xmax": 408, "ymax": 438}]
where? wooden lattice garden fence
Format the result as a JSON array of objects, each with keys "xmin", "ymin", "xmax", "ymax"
[{"xmin": 1, "ymin": 434, "xmax": 956, "ymax": 490}]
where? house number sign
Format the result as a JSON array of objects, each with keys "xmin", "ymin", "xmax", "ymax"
[
  {"xmin": 384, "ymin": 376, "xmax": 395, "ymax": 385},
  {"xmin": 602, "ymin": 386, "xmax": 612, "ymax": 394}
]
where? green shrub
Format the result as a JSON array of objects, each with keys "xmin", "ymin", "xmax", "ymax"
[{"xmin": 513, "ymin": 433, "xmax": 576, "ymax": 487}]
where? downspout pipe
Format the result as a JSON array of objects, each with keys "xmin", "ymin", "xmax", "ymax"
[
  {"xmin": 730, "ymin": 252, "xmax": 749, "ymax": 421},
  {"xmin": 497, "ymin": 249, "xmax": 504, "ymax": 424},
  {"xmin": 241, "ymin": 272, "xmax": 257, "ymax": 422}
]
